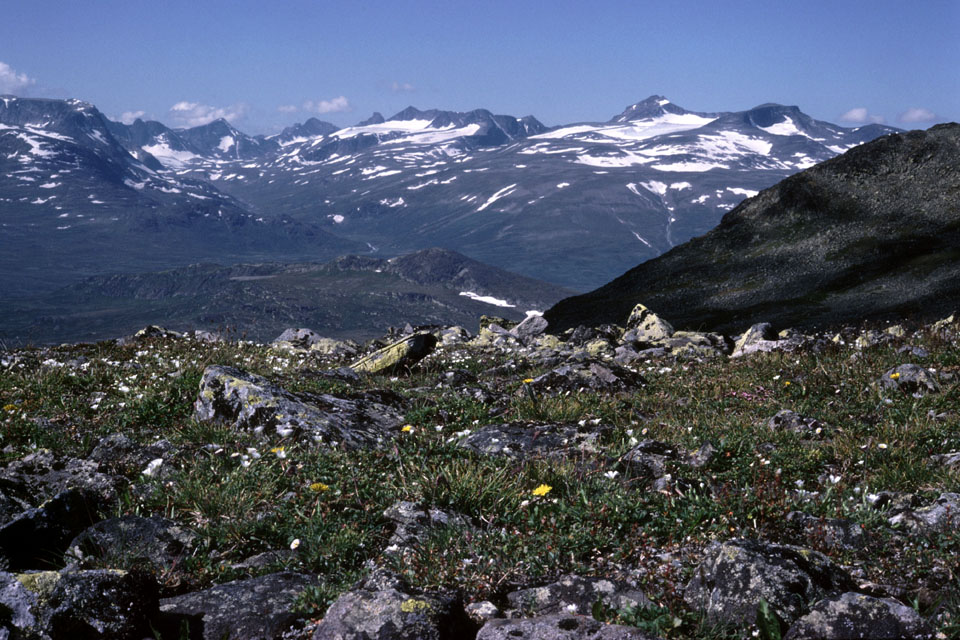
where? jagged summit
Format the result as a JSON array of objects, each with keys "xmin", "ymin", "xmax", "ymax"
[{"xmin": 357, "ymin": 112, "xmax": 385, "ymax": 126}]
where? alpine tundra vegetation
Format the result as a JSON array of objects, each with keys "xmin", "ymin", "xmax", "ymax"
[{"xmin": 0, "ymin": 308, "xmax": 957, "ymax": 638}]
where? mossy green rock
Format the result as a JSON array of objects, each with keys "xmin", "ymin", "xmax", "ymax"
[{"xmin": 350, "ymin": 332, "xmax": 438, "ymax": 374}]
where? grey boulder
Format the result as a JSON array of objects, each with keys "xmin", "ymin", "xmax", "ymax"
[
  {"xmin": 65, "ymin": 515, "xmax": 197, "ymax": 573},
  {"xmin": 158, "ymin": 572, "xmax": 319, "ymax": 640},
  {"xmin": 506, "ymin": 574, "xmax": 652, "ymax": 617},
  {"xmin": 784, "ymin": 592, "xmax": 933, "ymax": 639},
  {"xmin": 194, "ymin": 365, "xmax": 403, "ymax": 448},
  {"xmin": 458, "ymin": 423, "xmax": 608, "ymax": 460},
  {"xmin": 477, "ymin": 613, "xmax": 661, "ymax": 639},
  {"xmin": 684, "ymin": 538, "xmax": 855, "ymax": 626},
  {"xmin": 313, "ymin": 585, "xmax": 472, "ymax": 640},
  {"xmin": 880, "ymin": 364, "xmax": 940, "ymax": 396}
]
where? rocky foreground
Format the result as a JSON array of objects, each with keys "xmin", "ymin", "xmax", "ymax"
[{"xmin": 0, "ymin": 308, "xmax": 957, "ymax": 639}]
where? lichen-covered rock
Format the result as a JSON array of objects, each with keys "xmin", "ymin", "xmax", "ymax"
[
  {"xmin": 766, "ymin": 410, "xmax": 830, "ymax": 438},
  {"xmin": 685, "ymin": 442, "xmax": 717, "ymax": 469},
  {"xmin": 458, "ymin": 423, "xmax": 608, "ymax": 460},
  {"xmin": 525, "ymin": 361, "xmax": 645, "ymax": 396},
  {"xmin": 39, "ymin": 569, "xmax": 159, "ymax": 640},
  {"xmin": 930, "ymin": 451, "xmax": 960, "ymax": 470},
  {"xmin": 0, "ymin": 451, "xmax": 119, "ymax": 507},
  {"xmin": 115, "ymin": 325, "xmax": 182, "ymax": 346},
  {"xmin": 477, "ymin": 613, "xmax": 661, "ymax": 639},
  {"xmin": 313, "ymin": 585, "xmax": 472, "ymax": 640},
  {"xmin": 888, "ymin": 492, "xmax": 960, "ymax": 533},
  {"xmin": 731, "ymin": 322, "xmax": 779, "ymax": 357},
  {"xmin": 783, "ymin": 592, "xmax": 933, "ymax": 639},
  {"xmin": 439, "ymin": 326, "xmax": 472, "ymax": 346},
  {"xmin": 88, "ymin": 433, "xmax": 176, "ymax": 477},
  {"xmin": 0, "ymin": 571, "xmax": 38, "ymax": 636},
  {"xmin": 383, "ymin": 501, "xmax": 472, "ymax": 557},
  {"xmin": 511, "ymin": 315, "xmax": 549, "ymax": 341},
  {"xmin": 506, "ymin": 574, "xmax": 652, "ymax": 617},
  {"xmin": 663, "ymin": 331, "xmax": 730, "ymax": 358},
  {"xmin": 194, "ymin": 365, "xmax": 403, "ymax": 448},
  {"xmin": 158, "ymin": 572, "xmax": 318, "ymax": 640},
  {"xmin": 625, "ymin": 304, "xmax": 674, "ymax": 343},
  {"xmin": 272, "ymin": 327, "xmax": 325, "ymax": 349},
  {"xmin": 880, "ymin": 364, "xmax": 940, "ymax": 396},
  {"xmin": 350, "ymin": 332, "xmax": 438, "ymax": 374},
  {"xmin": 786, "ymin": 512, "xmax": 867, "ymax": 550},
  {"xmin": 65, "ymin": 515, "xmax": 197, "ymax": 573},
  {"xmin": 465, "ymin": 600, "xmax": 502, "ymax": 625},
  {"xmin": 684, "ymin": 538, "xmax": 855, "ymax": 626},
  {"xmin": 620, "ymin": 440, "xmax": 681, "ymax": 480},
  {"xmin": 310, "ymin": 338, "xmax": 360, "ymax": 358}
]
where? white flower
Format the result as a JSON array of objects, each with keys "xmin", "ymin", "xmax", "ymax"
[
  {"xmin": 290, "ymin": 538, "xmax": 301, "ymax": 550},
  {"xmin": 604, "ymin": 470, "xmax": 620, "ymax": 479},
  {"xmin": 828, "ymin": 474, "xmax": 842, "ymax": 484}
]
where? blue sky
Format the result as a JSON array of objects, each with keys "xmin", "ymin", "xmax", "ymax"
[{"xmin": 1, "ymin": 0, "xmax": 956, "ymax": 134}]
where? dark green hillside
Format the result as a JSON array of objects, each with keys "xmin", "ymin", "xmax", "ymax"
[{"xmin": 0, "ymin": 248, "xmax": 575, "ymax": 345}]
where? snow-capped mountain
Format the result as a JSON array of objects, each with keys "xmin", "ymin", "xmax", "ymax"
[
  {"xmin": 0, "ymin": 95, "xmax": 364, "ymax": 297},
  {"xmin": 1, "ymin": 94, "xmax": 900, "ymax": 296}
]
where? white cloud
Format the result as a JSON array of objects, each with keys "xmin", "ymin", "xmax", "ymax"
[
  {"xmin": 838, "ymin": 107, "xmax": 885, "ymax": 124},
  {"xmin": 898, "ymin": 107, "xmax": 937, "ymax": 123},
  {"xmin": 391, "ymin": 81, "xmax": 415, "ymax": 92},
  {"xmin": 0, "ymin": 61, "xmax": 35, "ymax": 94},
  {"xmin": 168, "ymin": 101, "xmax": 248, "ymax": 127},
  {"xmin": 119, "ymin": 110, "xmax": 146, "ymax": 124},
  {"xmin": 277, "ymin": 104, "xmax": 299, "ymax": 113},
  {"xmin": 303, "ymin": 96, "xmax": 350, "ymax": 114}
]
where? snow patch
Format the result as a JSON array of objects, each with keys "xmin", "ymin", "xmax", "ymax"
[
  {"xmin": 142, "ymin": 143, "xmax": 198, "ymax": 168},
  {"xmin": 459, "ymin": 291, "xmax": 516, "ymax": 308},
  {"xmin": 640, "ymin": 181, "xmax": 667, "ymax": 196},
  {"xmin": 556, "ymin": 182, "xmax": 570, "ymax": 189},
  {"xmin": 726, "ymin": 187, "xmax": 759, "ymax": 197},
  {"xmin": 477, "ymin": 184, "xmax": 517, "ymax": 212}
]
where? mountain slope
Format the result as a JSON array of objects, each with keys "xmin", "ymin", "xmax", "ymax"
[
  {"xmin": 544, "ymin": 123, "xmax": 960, "ymax": 333},
  {"xmin": 1, "ymin": 248, "xmax": 575, "ymax": 344}
]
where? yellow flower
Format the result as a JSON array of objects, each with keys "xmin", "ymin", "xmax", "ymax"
[
  {"xmin": 889, "ymin": 372, "xmax": 901, "ymax": 380},
  {"xmin": 309, "ymin": 482, "xmax": 330, "ymax": 492},
  {"xmin": 2, "ymin": 404, "xmax": 16, "ymax": 413},
  {"xmin": 270, "ymin": 446, "xmax": 283, "ymax": 453},
  {"xmin": 522, "ymin": 378, "xmax": 535, "ymax": 384},
  {"xmin": 532, "ymin": 483, "xmax": 552, "ymax": 497},
  {"xmin": 784, "ymin": 381, "xmax": 791, "ymax": 387},
  {"xmin": 401, "ymin": 425, "xmax": 413, "ymax": 433}
]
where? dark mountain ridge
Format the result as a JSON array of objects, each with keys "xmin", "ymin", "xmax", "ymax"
[{"xmin": 544, "ymin": 123, "xmax": 960, "ymax": 333}]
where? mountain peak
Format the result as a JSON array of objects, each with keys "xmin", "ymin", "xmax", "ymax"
[
  {"xmin": 610, "ymin": 95, "xmax": 698, "ymax": 123},
  {"xmin": 358, "ymin": 112, "xmax": 385, "ymax": 126}
]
